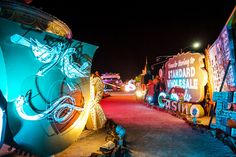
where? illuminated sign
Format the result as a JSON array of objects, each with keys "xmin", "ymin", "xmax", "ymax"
[
  {"xmin": 164, "ymin": 52, "xmax": 208, "ymax": 102},
  {"xmin": 15, "ymin": 95, "xmax": 83, "ymax": 123},
  {"xmin": 158, "ymin": 92, "xmax": 205, "ymax": 117},
  {"xmin": 0, "ymin": 18, "xmax": 98, "ymax": 156},
  {"xmin": 10, "ymin": 34, "xmax": 91, "ymax": 78},
  {"xmin": 206, "ymin": 26, "xmax": 236, "ymax": 92},
  {"xmin": 165, "ymin": 99, "xmax": 192, "ymax": 114}
]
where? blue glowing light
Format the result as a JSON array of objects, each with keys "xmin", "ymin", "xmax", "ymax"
[
  {"xmin": 15, "ymin": 95, "xmax": 83, "ymax": 123},
  {"xmin": 10, "ymin": 34, "xmax": 91, "ymax": 78},
  {"xmin": 192, "ymin": 108, "xmax": 197, "ymax": 116},
  {"xmin": 147, "ymin": 96, "xmax": 153, "ymax": 104},
  {"xmin": 116, "ymin": 125, "xmax": 126, "ymax": 139}
]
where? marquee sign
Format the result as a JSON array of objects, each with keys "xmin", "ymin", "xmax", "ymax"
[{"xmin": 164, "ymin": 52, "xmax": 208, "ymax": 102}]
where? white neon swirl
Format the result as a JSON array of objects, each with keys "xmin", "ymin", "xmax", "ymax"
[
  {"xmin": 31, "ymin": 39, "xmax": 59, "ymax": 63},
  {"xmin": 15, "ymin": 95, "xmax": 83, "ymax": 123},
  {"xmin": 10, "ymin": 34, "xmax": 91, "ymax": 78},
  {"xmin": 10, "ymin": 34, "xmax": 58, "ymax": 63},
  {"xmin": 60, "ymin": 48, "xmax": 90, "ymax": 78}
]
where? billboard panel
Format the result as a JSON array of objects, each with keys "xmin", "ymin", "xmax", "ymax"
[{"xmin": 206, "ymin": 26, "xmax": 236, "ymax": 92}]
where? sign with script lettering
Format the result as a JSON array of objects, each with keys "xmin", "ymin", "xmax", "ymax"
[{"xmin": 164, "ymin": 52, "xmax": 208, "ymax": 102}]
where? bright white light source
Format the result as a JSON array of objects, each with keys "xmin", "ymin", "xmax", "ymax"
[
  {"xmin": 192, "ymin": 42, "xmax": 201, "ymax": 49},
  {"xmin": 147, "ymin": 96, "xmax": 152, "ymax": 102},
  {"xmin": 135, "ymin": 90, "xmax": 143, "ymax": 97},
  {"xmin": 124, "ymin": 83, "xmax": 136, "ymax": 92}
]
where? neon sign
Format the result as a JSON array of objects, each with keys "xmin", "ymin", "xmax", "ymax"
[
  {"xmin": 15, "ymin": 95, "xmax": 83, "ymax": 123},
  {"xmin": 10, "ymin": 34, "xmax": 91, "ymax": 78},
  {"xmin": 158, "ymin": 92, "xmax": 205, "ymax": 118},
  {"xmin": 164, "ymin": 52, "xmax": 208, "ymax": 102},
  {"xmin": 0, "ymin": 16, "xmax": 98, "ymax": 156}
]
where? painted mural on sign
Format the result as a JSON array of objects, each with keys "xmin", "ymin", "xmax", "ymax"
[{"xmin": 206, "ymin": 26, "xmax": 236, "ymax": 93}]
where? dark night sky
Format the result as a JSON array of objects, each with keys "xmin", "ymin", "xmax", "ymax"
[{"xmin": 30, "ymin": 0, "xmax": 236, "ymax": 81}]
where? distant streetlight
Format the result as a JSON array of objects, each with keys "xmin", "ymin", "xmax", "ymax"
[
  {"xmin": 192, "ymin": 42, "xmax": 201, "ymax": 49},
  {"xmin": 151, "ymin": 41, "xmax": 202, "ymax": 70}
]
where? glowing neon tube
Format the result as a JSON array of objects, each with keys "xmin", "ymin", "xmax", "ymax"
[
  {"xmin": 10, "ymin": 34, "xmax": 91, "ymax": 78},
  {"xmin": 15, "ymin": 95, "xmax": 83, "ymax": 123}
]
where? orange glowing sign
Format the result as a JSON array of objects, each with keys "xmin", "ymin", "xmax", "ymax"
[{"xmin": 164, "ymin": 52, "xmax": 208, "ymax": 103}]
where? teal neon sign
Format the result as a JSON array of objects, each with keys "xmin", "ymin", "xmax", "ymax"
[
  {"xmin": 10, "ymin": 34, "xmax": 91, "ymax": 78},
  {"xmin": 0, "ymin": 17, "xmax": 98, "ymax": 156},
  {"xmin": 15, "ymin": 94, "xmax": 83, "ymax": 123}
]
